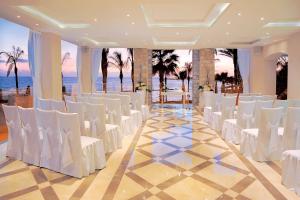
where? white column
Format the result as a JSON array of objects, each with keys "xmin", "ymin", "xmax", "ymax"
[
  {"xmin": 288, "ymin": 32, "xmax": 300, "ymax": 99},
  {"xmin": 77, "ymin": 46, "xmax": 92, "ymax": 94},
  {"xmin": 40, "ymin": 32, "xmax": 62, "ymax": 100}
]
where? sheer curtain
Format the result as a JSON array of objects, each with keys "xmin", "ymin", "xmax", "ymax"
[
  {"xmin": 238, "ymin": 49, "xmax": 251, "ymax": 93},
  {"xmin": 28, "ymin": 30, "xmax": 41, "ymax": 107},
  {"xmin": 76, "ymin": 46, "xmax": 82, "ymax": 95},
  {"xmin": 91, "ymin": 48, "xmax": 102, "ymax": 92}
]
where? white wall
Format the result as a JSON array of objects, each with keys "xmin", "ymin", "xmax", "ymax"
[{"xmin": 287, "ymin": 32, "xmax": 300, "ymax": 99}]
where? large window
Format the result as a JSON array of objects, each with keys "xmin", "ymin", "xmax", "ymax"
[
  {"xmin": 0, "ymin": 19, "xmax": 30, "ymax": 94},
  {"xmin": 98, "ymin": 48, "xmax": 133, "ymax": 92},
  {"xmin": 61, "ymin": 40, "xmax": 77, "ymax": 94},
  {"xmin": 151, "ymin": 49, "xmax": 192, "ymax": 103}
]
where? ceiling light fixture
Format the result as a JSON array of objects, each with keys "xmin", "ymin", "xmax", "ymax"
[
  {"xmin": 225, "ymin": 32, "xmax": 229, "ymax": 35},
  {"xmin": 260, "ymin": 17, "xmax": 265, "ymax": 21},
  {"xmin": 17, "ymin": 15, "xmax": 21, "ymax": 18},
  {"xmin": 266, "ymin": 32, "xmax": 270, "ymax": 35},
  {"xmin": 19, "ymin": 6, "xmax": 90, "ymax": 29},
  {"xmin": 141, "ymin": 3, "xmax": 230, "ymax": 28},
  {"xmin": 227, "ymin": 21, "xmax": 231, "ymax": 25},
  {"xmin": 176, "ymin": 32, "xmax": 180, "ymax": 35},
  {"xmin": 125, "ymin": 32, "xmax": 128, "ymax": 36},
  {"xmin": 131, "ymin": 22, "xmax": 135, "ymax": 25},
  {"xmin": 152, "ymin": 36, "xmax": 200, "ymax": 46},
  {"xmin": 264, "ymin": 21, "xmax": 300, "ymax": 27},
  {"xmin": 93, "ymin": 18, "xmax": 98, "ymax": 22},
  {"xmin": 237, "ymin": 12, "xmax": 241, "ymax": 16},
  {"xmin": 35, "ymin": 23, "xmax": 39, "ymax": 26},
  {"xmin": 83, "ymin": 37, "xmax": 119, "ymax": 46},
  {"xmin": 126, "ymin": 14, "xmax": 130, "ymax": 17}
]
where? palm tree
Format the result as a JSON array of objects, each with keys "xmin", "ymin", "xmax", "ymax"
[
  {"xmin": 101, "ymin": 48, "xmax": 109, "ymax": 92},
  {"xmin": 109, "ymin": 51, "xmax": 127, "ymax": 92},
  {"xmin": 0, "ymin": 46, "xmax": 24, "ymax": 94},
  {"xmin": 217, "ymin": 48, "xmax": 242, "ymax": 85},
  {"xmin": 175, "ymin": 69, "xmax": 187, "ymax": 92},
  {"xmin": 127, "ymin": 48, "xmax": 134, "ymax": 91},
  {"xmin": 152, "ymin": 50, "xmax": 179, "ymax": 102},
  {"xmin": 185, "ymin": 62, "xmax": 192, "ymax": 92}
]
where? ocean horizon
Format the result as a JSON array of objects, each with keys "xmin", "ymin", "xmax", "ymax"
[{"xmin": 0, "ymin": 76, "xmax": 193, "ymax": 101}]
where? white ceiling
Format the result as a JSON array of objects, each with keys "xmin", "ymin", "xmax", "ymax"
[{"xmin": 0, "ymin": 0, "xmax": 300, "ymax": 49}]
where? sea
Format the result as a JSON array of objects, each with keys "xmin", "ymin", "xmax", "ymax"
[{"xmin": 0, "ymin": 76, "xmax": 193, "ymax": 102}]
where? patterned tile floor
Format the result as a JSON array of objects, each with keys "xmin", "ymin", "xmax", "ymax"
[{"xmin": 0, "ymin": 104, "xmax": 299, "ymax": 200}]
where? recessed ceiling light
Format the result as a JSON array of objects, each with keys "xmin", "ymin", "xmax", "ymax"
[
  {"xmin": 93, "ymin": 18, "xmax": 98, "ymax": 22},
  {"xmin": 260, "ymin": 17, "xmax": 265, "ymax": 21},
  {"xmin": 35, "ymin": 23, "xmax": 39, "ymax": 26},
  {"xmin": 125, "ymin": 32, "xmax": 128, "ymax": 36},
  {"xmin": 131, "ymin": 22, "xmax": 135, "ymax": 25},
  {"xmin": 17, "ymin": 15, "xmax": 21, "ymax": 18},
  {"xmin": 227, "ymin": 21, "xmax": 231, "ymax": 25},
  {"xmin": 226, "ymin": 32, "xmax": 230, "ymax": 35},
  {"xmin": 237, "ymin": 12, "xmax": 241, "ymax": 16},
  {"xmin": 176, "ymin": 32, "xmax": 180, "ymax": 35},
  {"xmin": 126, "ymin": 14, "xmax": 130, "ymax": 17},
  {"xmin": 266, "ymin": 32, "xmax": 270, "ymax": 35}
]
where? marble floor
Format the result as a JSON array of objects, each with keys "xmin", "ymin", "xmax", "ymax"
[{"xmin": 0, "ymin": 104, "xmax": 299, "ymax": 200}]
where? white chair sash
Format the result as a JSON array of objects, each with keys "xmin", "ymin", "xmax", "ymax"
[
  {"xmin": 23, "ymin": 124, "xmax": 32, "ymax": 155},
  {"xmin": 40, "ymin": 127, "xmax": 52, "ymax": 160},
  {"xmin": 294, "ymin": 124, "xmax": 300, "ymax": 149},
  {"xmin": 267, "ymin": 122, "xmax": 280, "ymax": 153},
  {"xmin": 61, "ymin": 128, "xmax": 73, "ymax": 168}
]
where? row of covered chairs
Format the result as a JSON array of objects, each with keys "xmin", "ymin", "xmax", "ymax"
[
  {"xmin": 2, "ymin": 104, "xmax": 106, "ymax": 178},
  {"xmin": 202, "ymin": 91, "xmax": 300, "ymax": 196}
]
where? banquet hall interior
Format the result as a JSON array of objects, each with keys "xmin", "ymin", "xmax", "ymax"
[{"xmin": 1, "ymin": 0, "xmax": 300, "ymax": 199}]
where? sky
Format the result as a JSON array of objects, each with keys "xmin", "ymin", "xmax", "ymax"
[{"xmin": 0, "ymin": 18, "xmax": 234, "ymax": 77}]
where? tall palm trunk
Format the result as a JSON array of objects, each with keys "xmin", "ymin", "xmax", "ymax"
[
  {"xmin": 120, "ymin": 69, "xmax": 124, "ymax": 92},
  {"xmin": 159, "ymin": 71, "xmax": 164, "ymax": 103},
  {"xmin": 164, "ymin": 74, "xmax": 168, "ymax": 102},
  {"xmin": 131, "ymin": 63, "xmax": 134, "ymax": 92},
  {"xmin": 232, "ymin": 49, "xmax": 242, "ymax": 84},
  {"xmin": 101, "ymin": 49, "xmax": 109, "ymax": 93},
  {"xmin": 13, "ymin": 61, "xmax": 19, "ymax": 94},
  {"xmin": 187, "ymin": 76, "xmax": 190, "ymax": 92}
]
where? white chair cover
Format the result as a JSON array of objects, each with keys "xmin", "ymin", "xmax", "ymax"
[
  {"xmin": 66, "ymin": 101, "xmax": 87, "ymax": 136},
  {"xmin": 203, "ymin": 92, "xmax": 214, "ymax": 123},
  {"xmin": 239, "ymin": 95, "xmax": 253, "ymax": 102},
  {"xmin": 51, "ymin": 100, "xmax": 66, "ymax": 112},
  {"xmin": 240, "ymin": 107, "xmax": 284, "ymax": 161},
  {"xmin": 85, "ymin": 103, "xmax": 122, "ymax": 152},
  {"xmin": 2, "ymin": 105, "xmax": 23, "ymax": 160},
  {"xmin": 282, "ymin": 150, "xmax": 300, "ymax": 195},
  {"xmin": 282, "ymin": 107, "xmax": 300, "ymax": 151},
  {"xmin": 134, "ymin": 92, "xmax": 150, "ymax": 121},
  {"xmin": 262, "ymin": 95, "xmax": 276, "ymax": 101},
  {"xmin": 39, "ymin": 99, "xmax": 52, "ymax": 110},
  {"xmin": 288, "ymin": 99, "xmax": 300, "ymax": 107},
  {"xmin": 76, "ymin": 96, "xmax": 88, "ymax": 103},
  {"xmin": 57, "ymin": 111, "xmax": 106, "ymax": 178},
  {"xmin": 107, "ymin": 99, "xmax": 133, "ymax": 136},
  {"xmin": 19, "ymin": 107, "xmax": 41, "ymax": 166},
  {"xmin": 274, "ymin": 99, "xmax": 288, "ymax": 126},
  {"xmin": 222, "ymin": 101, "xmax": 255, "ymax": 144},
  {"xmin": 64, "ymin": 95, "xmax": 74, "ymax": 102},
  {"xmin": 252, "ymin": 100, "xmax": 274, "ymax": 128},
  {"xmin": 211, "ymin": 96, "xmax": 236, "ymax": 132},
  {"xmin": 88, "ymin": 97, "xmax": 105, "ymax": 105},
  {"xmin": 36, "ymin": 109, "xmax": 60, "ymax": 172}
]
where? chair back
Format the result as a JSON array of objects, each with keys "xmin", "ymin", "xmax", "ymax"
[
  {"xmin": 239, "ymin": 95, "xmax": 253, "ymax": 102},
  {"xmin": 36, "ymin": 109, "xmax": 60, "ymax": 171},
  {"xmin": 274, "ymin": 100, "xmax": 288, "ymax": 126},
  {"xmin": 2, "ymin": 104, "xmax": 23, "ymax": 160},
  {"xmin": 106, "ymin": 99, "xmax": 122, "ymax": 125},
  {"xmin": 66, "ymin": 101, "xmax": 86, "ymax": 135},
  {"xmin": 85, "ymin": 103, "xmax": 106, "ymax": 138},
  {"xmin": 283, "ymin": 107, "xmax": 300, "ymax": 151},
  {"xmin": 51, "ymin": 100, "xmax": 66, "ymax": 112},
  {"xmin": 252, "ymin": 96, "xmax": 264, "ymax": 101},
  {"xmin": 57, "ymin": 111, "xmax": 83, "ymax": 177},
  {"xmin": 262, "ymin": 95, "xmax": 276, "ymax": 101},
  {"xmin": 88, "ymin": 97, "xmax": 105, "ymax": 105},
  {"xmin": 253, "ymin": 100, "xmax": 273, "ymax": 128},
  {"xmin": 288, "ymin": 99, "xmax": 300, "ymax": 107},
  {"xmin": 203, "ymin": 91, "xmax": 214, "ymax": 107},
  {"xmin": 64, "ymin": 95, "xmax": 74, "ymax": 103},
  {"xmin": 255, "ymin": 107, "xmax": 283, "ymax": 160},
  {"xmin": 221, "ymin": 96, "xmax": 236, "ymax": 121},
  {"xmin": 119, "ymin": 95, "xmax": 131, "ymax": 116},
  {"xmin": 18, "ymin": 107, "xmax": 40, "ymax": 165},
  {"xmin": 236, "ymin": 101, "xmax": 255, "ymax": 129},
  {"xmin": 39, "ymin": 99, "xmax": 52, "ymax": 110},
  {"xmin": 131, "ymin": 93, "xmax": 142, "ymax": 111},
  {"xmin": 76, "ymin": 96, "xmax": 88, "ymax": 103}
]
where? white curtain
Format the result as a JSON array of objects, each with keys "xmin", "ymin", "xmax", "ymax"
[
  {"xmin": 28, "ymin": 30, "xmax": 41, "ymax": 107},
  {"xmin": 238, "ymin": 49, "xmax": 251, "ymax": 93},
  {"xmin": 76, "ymin": 46, "xmax": 82, "ymax": 95},
  {"xmin": 91, "ymin": 48, "xmax": 102, "ymax": 92}
]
